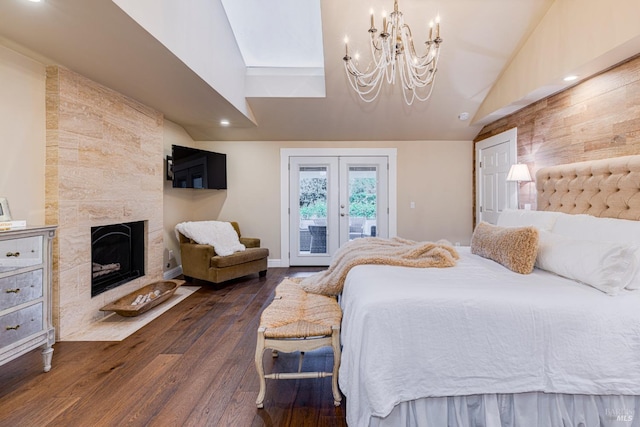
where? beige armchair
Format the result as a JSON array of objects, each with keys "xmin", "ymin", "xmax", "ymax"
[{"xmin": 178, "ymin": 222, "xmax": 269, "ymax": 283}]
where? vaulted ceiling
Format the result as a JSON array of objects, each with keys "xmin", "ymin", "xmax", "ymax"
[{"xmin": 0, "ymin": 0, "xmax": 633, "ymax": 142}]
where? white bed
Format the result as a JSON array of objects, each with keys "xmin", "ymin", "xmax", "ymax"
[{"xmin": 338, "ymin": 155, "xmax": 640, "ymax": 426}]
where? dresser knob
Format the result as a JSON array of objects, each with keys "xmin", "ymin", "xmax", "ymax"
[
  {"xmin": 6, "ymin": 251, "xmax": 20, "ymax": 258},
  {"xmin": 5, "ymin": 288, "xmax": 20, "ymax": 294},
  {"xmin": 5, "ymin": 325, "xmax": 20, "ymax": 331}
]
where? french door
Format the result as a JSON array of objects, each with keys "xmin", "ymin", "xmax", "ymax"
[{"xmin": 289, "ymin": 156, "xmax": 388, "ymax": 266}]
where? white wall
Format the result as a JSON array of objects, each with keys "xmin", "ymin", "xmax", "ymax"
[
  {"xmin": 0, "ymin": 41, "xmax": 474, "ymax": 270},
  {"xmin": 162, "ymin": 120, "xmax": 201, "ymax": 271},
  {"xmin": 476, "ymin": 0, "xmax": 640, "ymax": 122},
  {"xmin": 189, "ymin": 140, "xmax": 474, "ymax": 263},
  {"xmin": 113, "ymin": 0, "xmax": 253, "ymax": 122},
  {"xmin": 0, "ymin": 44, "xmax": 46, "ymax": 224}
]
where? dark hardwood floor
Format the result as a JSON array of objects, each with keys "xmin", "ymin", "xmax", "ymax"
[{"xmin": 0, "ymin": 267, "xmax": 348, "ymax": 427}]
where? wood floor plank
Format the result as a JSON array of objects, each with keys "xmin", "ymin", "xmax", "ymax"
[
  {"xmin": 0, "ymin": 396, "xmax": 80, "ymax": 427},
  {"xmin": 0, "ymin": 340, "xmax": 116, "ymax": 410},
  {"xmin": 217, "ymin": 391, "xmax": 262, "ymax": 427},
  {"xmin": 184, "ymin": 293, "xmax": 267, "ymax": 425},
  {"xmin": 92, "ymin": 354, "xmax": 182, "ymax": 426},
  {"xmin": 144, "ymin": 284, "xmax": 272, "ymax": 425},
  {"xmin": 0, "ymin": 267, "xmax": 346, "ymax": 427}
]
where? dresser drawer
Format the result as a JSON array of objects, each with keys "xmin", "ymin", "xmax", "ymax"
[
  {"xmin": 0, "ymin": 269, "xmax": 43, "ymax": 311},
  {"xmin": 0, "ymin": 235, "xmax": 43, "ymax": 272},
  {"xmin": 0, "ymin": 303, "xmax": 43, "ymax": 348}
]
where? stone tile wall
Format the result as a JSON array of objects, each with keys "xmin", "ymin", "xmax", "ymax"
[{"xmin": 45, "ymin": 66, "xmax": 164, "ymax": 339}]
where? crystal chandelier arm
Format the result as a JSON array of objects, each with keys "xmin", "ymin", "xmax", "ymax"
[
  {"xmin": 344, "ymin": 61, "xmax": 386, "ymax": 102},
  {"xmin": 410, "ymin": 74, "xmax": 437, "ymax": 103},
  {"xmin": 343, "ymin": 55, "xmax": 386, "ymax": 94},
  {"xmin": 346, "ymin": 68, "xmax": 384, "ymax": 94}
]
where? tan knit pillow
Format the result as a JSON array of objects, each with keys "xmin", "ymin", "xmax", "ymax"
[{"xmin": 471, "ymin": 222, "xmax": 539, "ymax": 274}]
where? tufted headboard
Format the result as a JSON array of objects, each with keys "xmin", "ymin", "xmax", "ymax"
[{"xmin": 536, "ymin": 155, "xmax": 640, "ymax": 220}]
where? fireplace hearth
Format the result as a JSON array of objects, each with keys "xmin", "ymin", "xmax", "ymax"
[{"xmin": 91, "ymin": 221, "xmax": 145, "ymax": 297}]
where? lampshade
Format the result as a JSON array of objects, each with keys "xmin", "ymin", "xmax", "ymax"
[{"xmin": 506, "ymin": 164, "xmax": 532, "ymax": 182}]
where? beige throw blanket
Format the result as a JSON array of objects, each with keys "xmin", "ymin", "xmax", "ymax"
[{"xmin": 299, "ymin": 237, "xmax": 459, "ymax": 296}]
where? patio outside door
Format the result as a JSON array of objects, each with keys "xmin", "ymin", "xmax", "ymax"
[{"xmin": 289, "ymin": 156, "xmax": 388, "ymax": 266}]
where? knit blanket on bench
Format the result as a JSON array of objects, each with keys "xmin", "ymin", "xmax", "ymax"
[{"xmin": 299, "ymin": 237, "xmax": 459, "ymax": 296}]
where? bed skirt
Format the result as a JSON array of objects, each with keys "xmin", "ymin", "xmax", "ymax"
[{"xmin": 369, "ymin": 393, "xmax": 639, "ymax": 427}]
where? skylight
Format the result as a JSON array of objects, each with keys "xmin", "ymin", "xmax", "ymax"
[{"xmin": 221, "ymin": 0, "xmax": 326, "ymax": 97}]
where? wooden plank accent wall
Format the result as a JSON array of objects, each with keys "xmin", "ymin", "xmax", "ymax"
[{"xmin": 475, "ymin": 54, "xmax": 640, "ymax": 211}]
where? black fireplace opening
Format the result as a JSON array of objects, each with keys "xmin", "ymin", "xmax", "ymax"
[{"xmin": 91, "ymin": 221, "xmax": 145, "ymax": 297}]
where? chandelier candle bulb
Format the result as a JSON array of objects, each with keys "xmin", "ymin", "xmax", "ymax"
[{"xmin": 370, "ymin": 10, "xmax": 374, "ymax": 29}]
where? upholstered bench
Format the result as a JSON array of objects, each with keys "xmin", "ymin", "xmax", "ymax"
[{"xmin": 255, "ymin": 278, "xmax": 342, "ymax": 408}]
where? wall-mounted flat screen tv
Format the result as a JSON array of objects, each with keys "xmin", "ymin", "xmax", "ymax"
[{"xmin": 171, "ymin": 145, "xmax": 227, "ymax": 189}]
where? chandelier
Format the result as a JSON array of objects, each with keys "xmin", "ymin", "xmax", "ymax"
[{"xmin": 342, "ymin": 0, "xmax": 443, "ymax": 105}]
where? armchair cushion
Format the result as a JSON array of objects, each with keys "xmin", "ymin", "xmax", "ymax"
[{"xmin": 211, "ymin": 248, "xmax": 269, "ymax": 268}]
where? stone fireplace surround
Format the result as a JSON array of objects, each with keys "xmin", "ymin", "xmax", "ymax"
[{"xmin": 45, "ymin": 66, "xmax": 164, "ymax": 340}]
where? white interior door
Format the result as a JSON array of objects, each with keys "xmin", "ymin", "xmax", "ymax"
[
  {"xmin": 289, "ymin": 156, "xmax": 389, "ymax": 266},
  {"xmin": 476, "ymin": 128, "xmax": 517, "ymax": 224}
]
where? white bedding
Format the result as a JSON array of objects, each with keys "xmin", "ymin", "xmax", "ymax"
[{"xmin": 339, "ymin": 247, "xmax": 640, "ymax": 427}]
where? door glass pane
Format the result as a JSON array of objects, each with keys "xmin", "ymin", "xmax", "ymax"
[
  {"xmin": 348, "ymin": 166, "xmax": 377, "ymax": 240},
  {"xmin": 299, "ymin": 166, "xmax": 328, "ymax": 255}
]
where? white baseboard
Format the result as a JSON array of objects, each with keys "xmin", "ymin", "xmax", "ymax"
[
  {"xmin": 163, "ymin": 266, "xmax": 183, "ymax": 279},
  {"xmin": 267, "ymin": 259, "xmax": 284, "ymax": 268}
]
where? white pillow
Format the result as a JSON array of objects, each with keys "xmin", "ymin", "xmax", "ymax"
[
  {"xmin": 550, "ymin": 213, "xmax": 640, "ymax": 290},
  {"xmin": 497, "ymin": 209, "xmax": 561, "ymax": 231},
  {"xmin": 550, "ymin": 212, "xmax": 640, "ymax": 244},
  {"xmin": 536, "ymin": 230, "xmax": 639, "ymax": 295}
]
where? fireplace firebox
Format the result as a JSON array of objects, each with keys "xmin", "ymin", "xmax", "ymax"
[{"xmin": 91, "ymin": 221, "xmax": 145, "ymax": 297}]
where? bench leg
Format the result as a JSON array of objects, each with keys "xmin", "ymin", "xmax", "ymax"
[
  {"xmin": 331, "ymin": 326, "xmax": 342, "ymax": 406},
  {"xmin": 255, "ymin": 327, "xmax": 267, "ymax": 408}
]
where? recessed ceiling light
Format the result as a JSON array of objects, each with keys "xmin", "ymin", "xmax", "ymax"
[
  {"xmin": 563, "ymin": 75, "xmax": 578, "ymax": 82},
  {"xmin": 458, "ymin": 112, "xmax": 469, "ymax": 121},
  {"xmin": 220, "ymin": 119, "xmax": 230, "ymax": 126},
  {"xmin": 26, "ymin": 0, "xmax": 42, "ymax": 2}
]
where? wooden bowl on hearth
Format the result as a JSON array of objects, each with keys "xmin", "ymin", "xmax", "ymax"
[{"xmin": 99, "ymin": 280, "xmax": 182, "ymax": 317}]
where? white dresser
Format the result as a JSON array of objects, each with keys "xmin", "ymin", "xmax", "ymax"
[{"xmin": 0, "ymin": 226, "xmax": 56, "ymax": 372}]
